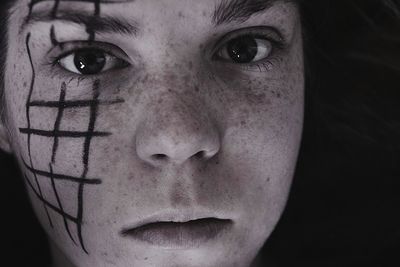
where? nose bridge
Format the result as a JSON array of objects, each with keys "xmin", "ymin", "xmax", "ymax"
[{"xmin": 135, "ymin": 85, "xmax": 220, "ymax": 167}]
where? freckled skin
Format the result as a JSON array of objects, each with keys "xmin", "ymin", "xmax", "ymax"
[{"xmin": 1, "ymin": 0, "xmax": 304, "ymax": 267}]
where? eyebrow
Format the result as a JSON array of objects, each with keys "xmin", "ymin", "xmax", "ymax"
[
  {"xmin": 23, "ymin": 0, "xmax": 288, "ymax": 35},
  {"xmin": 28, "ymin": 0, "xmax": 134, "ymax": 5},
  {"xmin": 212, "ymin": 0, "xmax": 289, "ymax": 26},
  {"xmin": 22, "ymin": 9, "xmax": 138, "ymax": 36}
]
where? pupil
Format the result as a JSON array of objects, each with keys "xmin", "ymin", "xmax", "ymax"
[
  {"xmin": 227, "ymin": 36, "xmax": 258, "ymax": 63},
  {"xmin": 74, "ymin": 50, "xmax": 106, "ymax": 75}
]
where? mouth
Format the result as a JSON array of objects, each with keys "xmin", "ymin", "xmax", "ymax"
[{"xmin": 120, "ymin": 217, "xmax": 233, "ymax": 249}]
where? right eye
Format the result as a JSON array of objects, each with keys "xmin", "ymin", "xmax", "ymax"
[{"xmin": 58, "ymin": 49, "xmax": 129, "ymax": 75}]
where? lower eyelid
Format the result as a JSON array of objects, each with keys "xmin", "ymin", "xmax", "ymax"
[
  {"xmin": 250, "ymin": 56, "xmax": 283, "ymax": 71},
  {"xmin": 221, "ymin": 55, "xmax": 281, "ymax": 73},
  {"xmin": 250, "ymin": 61, "xmax": 275, "ymax": 72}
]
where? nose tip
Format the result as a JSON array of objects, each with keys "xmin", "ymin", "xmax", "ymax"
[{"xmin": 136, "ymin": 128, "xmax": 220, "ymax": 166}]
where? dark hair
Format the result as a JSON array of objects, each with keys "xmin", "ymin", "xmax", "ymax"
[
  {"xmin": 1, "ymin": 0, "xmax": 399, "ymax": 266},
  {"xmin": 0, "ymin": 0, "xmax": 14, "ymax": 120},
  {"xmin": 265, "ymin": 1, "xmax": 400, "ymax": 266}
]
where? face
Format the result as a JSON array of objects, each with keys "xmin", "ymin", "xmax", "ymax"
[{"xmin": 2, "ymin": 0, "xmax": 304, "ymax": 266}]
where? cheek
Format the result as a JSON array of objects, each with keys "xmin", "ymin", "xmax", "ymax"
[
  {"xmin": 211, "ymin": 65, "xmax": 304, "ymax": 147},
  {"xmin": 4, "ymin": 34, "xmax": 125, "ymax": 249},
  {"xmin": 204, "ymin": 35, "xmax": 304, "ymax": 228}
]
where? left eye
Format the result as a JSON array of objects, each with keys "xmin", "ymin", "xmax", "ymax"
[
  {"xmin": 58, "ymin": 49, "xmax": 128, "ymax": 75},
  {"xmin": 215, "ymin": 35, "xmax": 272, "ymax": 64}
]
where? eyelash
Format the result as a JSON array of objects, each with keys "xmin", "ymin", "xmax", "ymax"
[
  {"xmin": 47, "ymin": 26, "xmax": 286, "ymax": 77},
  {"xmin": 47, "ymin": 41, "xmax": 130, "ymax": 78},
  {"xmin": 212, "ymin": 26, "xmax": 286, "ymax": 72}
]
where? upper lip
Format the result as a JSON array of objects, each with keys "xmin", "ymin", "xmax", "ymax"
[{"xmin": 120, "ymin": 209, "xmax": 231, "ymax": 233}]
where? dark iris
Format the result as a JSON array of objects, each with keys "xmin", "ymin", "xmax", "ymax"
[
  {"xmin": 227, "ymin": 36, "xmax": 258, "ymax": 63},
  {"xmin": 73, "ymin": 49, "xmax": 106, "ymax": 75}
]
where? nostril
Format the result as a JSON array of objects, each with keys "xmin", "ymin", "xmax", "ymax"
[
  {"xmin": 194, "ymin": 150, "xmax": 205, "ymax": 159},
  {"xmin": 152, "ymin": 154, "xmax": 167, "ymax": 160}
]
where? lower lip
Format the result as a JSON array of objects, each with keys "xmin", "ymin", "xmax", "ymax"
[{"xmin": 121, "ymin": 218, "xmax": 233, "ymax": 248}]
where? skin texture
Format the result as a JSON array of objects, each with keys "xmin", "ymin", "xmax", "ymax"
[{"xmin": 1, "ymin": 0, "xmax": 304, "ymax": 266}]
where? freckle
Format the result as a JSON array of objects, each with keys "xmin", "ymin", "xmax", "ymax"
[
  {"xmin": 166, "ymin": 73, "xmax": 177, "ymax": 82},
  {"xmin": 178, "ymin": 11, "xmax": 184, "ymax": 18},
  {"xmin": 113, "ymin": 147, "xmax": 120, "ymax": 152},
  {"xmin": 183, "ymin": 74, "xmax": 190, "ymax": 84},
  {"xmin": 158, "ymin": 98, "xmax": 163, "ymax": 104},
  {"xmin": 194, "ymin": 85, "xmax": 199, "ymax": 92},
  {"xmin": 141, "ymin": 74, "xmax": 149, "ymax": 83},
  {"xmin": 240, "ymin": 120, "xmax": 246, "ymax": 126},
  {"xmin": 144, "ymin": 257, "xmax": 148, "ymax": 260}
]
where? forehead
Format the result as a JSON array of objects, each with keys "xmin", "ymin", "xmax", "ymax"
[
  {"xmin": 9, "ymin": 0, "xmax": 300, "ymax": 46},
  {"xmin": 12, "ymin": 0, "xmax": 294, "ymax": 25}
]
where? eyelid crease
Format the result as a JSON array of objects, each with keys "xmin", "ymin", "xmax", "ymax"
[
  {"xmin": 46, "ymin": 53, "xmax": 130, "ymax": 80},
  {"xmin": 47, "ymin": 40, "xmax": 132, "ymax": 65}
]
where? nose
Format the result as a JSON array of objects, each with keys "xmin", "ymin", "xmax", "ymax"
[{"xmin": 135, "ymin": 95, "xmax": 221, "ymax": 167}]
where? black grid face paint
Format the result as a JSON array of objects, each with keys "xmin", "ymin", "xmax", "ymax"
[
  {"xmin": 21, "ymin": 0, "xmax": 125, "ymax": 254},
  {"xmin": 29, "ymin": 0, "xmax": 101, "ymax": 41}
]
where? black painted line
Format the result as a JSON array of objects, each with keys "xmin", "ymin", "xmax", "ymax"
[
  {"xmin": 77, "ymin": 79, "xmax": 100, "ymax": 254},
  {"xmin": 25, "ymin": 174, "xmax": 79, "ymax": 223},
  {"xmin": 19, "ymin": 128, "xmax": 111, "ymax": 138},
  {"xmin": 49, "ymin": 163, "xmax": 78, "ymax": 245},
  {"xmin": 28, "ymin": 0, "xmax": 38, "ymax": 19},
  {"xmin": 94, "ymin": 0, "xmax": 100, "ymax": 16},
  {"xmin": 22, "ymin": 157, "xmax": 102, "ymax": 184},
  {"xmin": 26, "ymin": 0, "xmax": 135, "ymax": 26},
  {"xmin": 29, "ymin": 98, "xmax": 124, "ymax": 108},
  {"xmin": 51, "ymin": 82, "xmax": 67, "ymax": 163},
  {"xmin": 86, "ymin": 0, "xmax": 101, "ymax": 42},
  {"xmin": 51, "ymin": 0, "xmax": 61, "ymax": 18},
  {"xmin": 25, "ymin": 32, "xmax": 54, "ymax": 228},
  {"xmin": 50, "ymin": 25, "xmax": 59, "ymax": 46}
]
